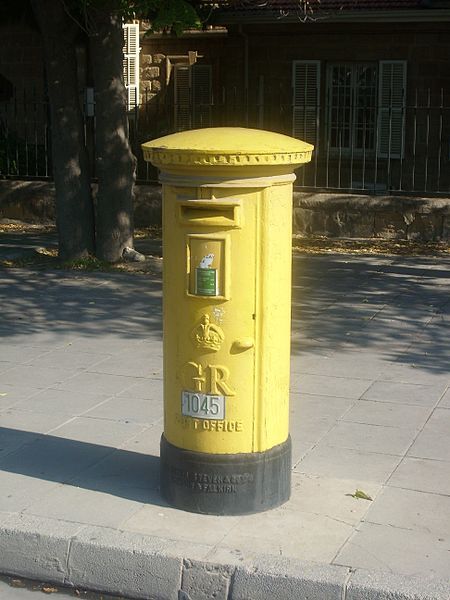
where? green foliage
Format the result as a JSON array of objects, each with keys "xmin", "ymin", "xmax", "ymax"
[
  {"xmin": 147, "ymin": 0, "xmax": 202, "ymax": 34},
  {"xmin": 62, "ymin": 255, "xmax": 113, "ymax": 271},
  {"xmin": 73, "ymin": 0, "xmax": 204, "ymax": 34}
]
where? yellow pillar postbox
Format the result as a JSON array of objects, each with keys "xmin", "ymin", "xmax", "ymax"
[{"xmin": 142, "ymin": 128, "xmax": 312, "ymax": 515}]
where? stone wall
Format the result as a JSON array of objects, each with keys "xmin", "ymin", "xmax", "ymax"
[
  {"xmin": 293, "ymin": 193, "xmax": 450, "ymax": 242},
  {"xmin": 0, "ymin": 181, "xmax": 161, "ymax": 228},
  {"xmin": 1, "ymin": 180, "xmax": 449, "ymax": 242}
]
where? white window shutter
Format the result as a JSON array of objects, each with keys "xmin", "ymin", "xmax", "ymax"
[
  {"xmin": 174, "ymin": 65, "xmax": 192, "ymax": 131},
  {"xmin": 123, "ymin": 23, "xmax": 140, "ymax": 111},
  {"xmin": 378, "ymin": 61, "xmax": 406, "ymax": 158},
  {"xmin": 192, "ymin": 64, "xmax": 212, "ymax": 129},
  {"xmin": 292, "ymin": 60, "xmax": 320, "ymax": 149}
]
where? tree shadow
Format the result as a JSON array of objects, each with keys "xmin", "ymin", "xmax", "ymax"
[
  {"xmin": 0, "ymin": 267, "xmax": 163, "ymax": 341},
  {"xmin": 1, "ymin": 247, "xmax": 449, "ymax": 374},
  {"xmin": 290, "ymin": 254, "xmax": 450, "ymax": 374}
]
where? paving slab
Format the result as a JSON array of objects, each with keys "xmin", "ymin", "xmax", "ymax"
[{"xmin": 0, "ymin": 253, "xmax": 450, "ymax": 599}]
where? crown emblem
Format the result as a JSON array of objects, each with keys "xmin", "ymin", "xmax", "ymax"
[{"xmin": 191, "ymin": 314, "xmax": 225, "ymax": 352}]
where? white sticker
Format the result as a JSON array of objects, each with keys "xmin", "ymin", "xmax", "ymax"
[{"xmin": 181, "ymin": 391, "xmax": 225, "ymax": 420}]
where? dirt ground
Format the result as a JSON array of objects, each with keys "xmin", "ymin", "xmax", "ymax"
[{"xmin": 0, "ymin": 221, "xmax": 448, "ymax": 274}]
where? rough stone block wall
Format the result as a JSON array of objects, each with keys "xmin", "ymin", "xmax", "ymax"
[
  {"xmin": 1, "ymin": 181, "xmax": 449, "ymax": 242},
  {"xmin": 293, "ymin": 193, "xmax": 450, "ymax": 242}
]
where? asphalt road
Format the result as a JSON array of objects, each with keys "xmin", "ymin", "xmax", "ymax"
[{"xmin": 0, "ymin": 576, "xmax": 124, "ymax": 600}]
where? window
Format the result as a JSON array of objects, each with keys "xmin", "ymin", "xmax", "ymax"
[
  {"xmin": 292, "ymin": 60, "xmax": 407, "ymax": 158},
  {"xmin": 174, "ymin": 64, "xmax": 212, "ymax": 131},
  {"xmin": 327, "ymin": 63, "xmax": 377, "ymax": 152},
  {"xmin": 123, "ymin": 23, "xmax": 140, "ymax": 111},
  {"xmin": 292, "ymin": 60, "xmax": 320, "ymax": 148}
]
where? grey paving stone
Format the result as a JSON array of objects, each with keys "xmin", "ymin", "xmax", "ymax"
[
  {"xmin": 289, "ymin": 472, "xmax": 380, "ymax": 525},
  {"xmin": 291, "ymin": 440, "xmax": 315, "ymax": 465},
  {"xmin": 0, "ymin": 433, "xmax": 115, "ymax": 484},
  {"xmin": 119, "ymin": 423, "xmax": 163, "ymax": 457},
  {"xmin": 290, "ymin": 373, "xmax": 373, "ymax": 399},
  {"xmin": 296, "ymin": 444, "xmax": 401, "ymax": 483},
  {"xmin": 423, "ymin": 407, "xmax": 450, "ymax": 433},
  {"xmin": 374, "ymin": 362, "xmax": 450, "ymax": 386},
  {"xmin": 388, "ymin": 456, "xmax": 450, "ymax": 495},
  {"xmin": 121, "ymin": 503, "xmax": 239, "ymax": 546},
  {"xmin": 0, "ymin": 385, "xmax": 42, "ymax": 410},
  {"xmin": 68, "ymin": 446, "xmax": 159, "ymax": 494},
  {"xmin": 0, "ymin": 426, "xmax": 43, "ymax": 462},
  {"xmin": 51, "ymin": 371, "xmax": 140, "ymax": 396},
  {"xmin": 0, "ymin": 332, "xmax": 76, "ymax": 350},
  {"xmin": 217, "ymin": 507, "xmax": 354, "ymax": 564},
  {"xmin": 0, "ymin": 471, "xmax": 61, "ymax": 512},
  {"xmin": 50, "ymin": 416, "xmax": 146, "ymax": 447},
  {"xmin": 292, "ymin": 353, "xmax": 386, "ymax": 380},
  {"xmin": 28, "ymin": 349, "xmax": 109, "ymax": 371},
  {"xmin": 116, "ymin": 377, "xmax": 164, "ymax": 398},
  {"xmin": 0, "ymin": 362, "xmax": 13, "ymax": 375},
  {"xmin": 341, "ymin": 399, "xmax": 431, "ymax": 430},
  {"xmin": 408, "ymin": 431, "xmax": 450, "ymax": 461},
  {"xmin": 364, "ymin": 486, "xmax": 450, "ymax": 535},
  {"xmin": 290, "ymin": 392, "xmax": 355, "ymax": 421},
  {"xmin": 84, "ymin": 395, "xmax": 163, "ymax": 425},
  {"xmin": 11, "ymin": 388, "xmax": 111, "ymax": 418},
  {"xmin": 66, "ymin": 336, "xmax": 150, "ymax": 356},
  {"xmin": 362, "ymin": 380, "xmax": 446, "ymax": 406},
  {"xmin": 407, "ymin": 408, "xmax": 450, "ymax": 460},
  {"xmin": 0, "ymin": 409, "xmax": 72, "ymax": 436},
  {"xmin": 318, "ymin": 421, "xmax": 415, "ymax": 456},
  {"xmin": 347, "ymin": 569, "xmax": 450, "ymax": 600},
  {"xmin": 1, "ymin": 365, "xmax": 79, "ymax": 389},
  {"xmin": 87, "ymin": 354, "xmax": 163, "ymax": 378},
  {"xmin": 23, "ymin": 483, "xmax": 146, "ymax": 529},
  {"xmin": 289, "ymin": 394, "xmax": 351, "ymax": 445},
  {"xmin": 334, "ymin": 522, "xmax": 450, "ymax": 578},
  {"xmin": 1, "ymin": 258, "xmax": 450, "ymax": 597},
  {"xmin": 438, "ymin": 388, "xmax": 450, "ymax": 408}
]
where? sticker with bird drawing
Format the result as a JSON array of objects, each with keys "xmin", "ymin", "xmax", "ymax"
[{"xmin": 195, "ymin": 253, "xmax": 218, "ymax": 296}]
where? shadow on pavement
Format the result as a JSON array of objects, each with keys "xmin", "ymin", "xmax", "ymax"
[
  {"xmin": 0, "ymin": 253, "xmax": 449, "ymax": 373},
  {"xmin": 290, "ymin": 254, "xmax": 450, "ymax": 374},
  {"xmin": 0, "ymin": 427, "xmax": 166, "ymax": 505},
  {"xmin": 0, "ymin": 269, "xmax": 163, "ymax": 341}
]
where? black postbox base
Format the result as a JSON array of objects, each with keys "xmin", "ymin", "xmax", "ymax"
[{"xmin": 159, "ymin": 435, "xmax": 291, "ymax": 515}]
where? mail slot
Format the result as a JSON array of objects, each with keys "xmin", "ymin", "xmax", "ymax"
[{"xmin": 142, "ymin": 127, "xmax": 313, "ymax": 515}]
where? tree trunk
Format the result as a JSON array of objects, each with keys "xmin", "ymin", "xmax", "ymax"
[
  {"xmin": 31, "ymin": 0, "xmax": 95, "ymax": 261},
  {"xmin": 89, "ymin": 9, "xmax": 136, "ymax": 262}
]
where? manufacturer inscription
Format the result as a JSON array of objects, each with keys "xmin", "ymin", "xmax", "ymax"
[{"xmin": 171, "ymin": 468, "xmax": 254, "ymax": 493}]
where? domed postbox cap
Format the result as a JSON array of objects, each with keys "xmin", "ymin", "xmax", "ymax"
[{"xmin": 142, "ymin": 127, "xmax": 313, "ymax": 170}]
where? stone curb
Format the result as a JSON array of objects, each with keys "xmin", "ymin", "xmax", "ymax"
[{"xmin": 1, "ymin": 512, "xmax": 449, "ymax": 600}]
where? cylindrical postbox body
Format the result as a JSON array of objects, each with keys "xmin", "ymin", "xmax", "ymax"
[{"xmin": 142, "ymin": 128, "xmax": 312, "ymax": 515}]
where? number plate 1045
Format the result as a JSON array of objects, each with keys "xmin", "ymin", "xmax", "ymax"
[{"xmin": 181, "ymin": 391, "xmax": 225, "ymax": 420}]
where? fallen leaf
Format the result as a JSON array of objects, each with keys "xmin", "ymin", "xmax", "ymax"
[
  {"xmin": 42, "ymin": 585, "xmax": 59, "ymax": 594},
  {"xmin": 347, "ymin": 489, "xmax": 373, "ymax": 501}
]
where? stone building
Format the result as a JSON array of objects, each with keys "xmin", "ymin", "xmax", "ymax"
[{"xmin": 1, "ymin": 1, "xmax": 450, "ymax": 239}]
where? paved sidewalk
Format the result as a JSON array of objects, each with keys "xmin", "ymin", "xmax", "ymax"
[{"xmin": 0, "ymin": 253, "xmax": 449, "ymax": 599}]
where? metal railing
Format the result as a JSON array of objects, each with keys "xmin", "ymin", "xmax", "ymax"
[{"xmin": 1, "ymin": 86, "xmax": 449, "ymax": 196}]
